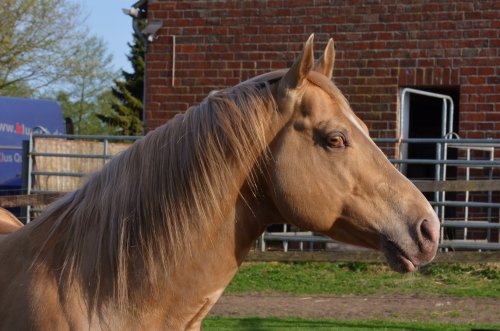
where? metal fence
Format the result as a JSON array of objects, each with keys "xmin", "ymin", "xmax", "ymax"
[
  {"xmin": 24, "ymin": 134, "xmax": 500, "ymax": 251},
  {"xmin": 24, "ymin": 133, "xmax": 141, "ymax": 222}
]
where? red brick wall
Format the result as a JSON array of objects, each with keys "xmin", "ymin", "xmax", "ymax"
[{"xmin": 145, "ymin": 0, "xmax": 499, "ymax": 146}]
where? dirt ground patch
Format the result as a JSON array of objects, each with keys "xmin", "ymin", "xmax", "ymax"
[{"xmin": 210, "ymin": 293, "xmax": 500, "ymax": 325}]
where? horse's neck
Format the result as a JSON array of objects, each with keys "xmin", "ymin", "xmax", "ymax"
[
  {"xmin": 131, "ymin": 183, "xmax": 281, "ymax": 330},
  {"xmin": 143, "ymin": 97, "xmax": 290, "ymax": 329}
]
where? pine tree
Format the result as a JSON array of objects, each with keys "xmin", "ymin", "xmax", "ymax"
[{"xmin": 98, "ymin": 34, "xmax": 144, "ymax": 136}]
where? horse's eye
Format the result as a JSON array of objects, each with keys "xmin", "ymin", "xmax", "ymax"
[{"xmin": 326, "ymin": 134, "xmax": 345, "ymax": 149}]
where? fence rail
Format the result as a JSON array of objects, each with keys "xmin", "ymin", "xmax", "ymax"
[
  {"xmin": 0, "ymin": 193, "xmax": 63, "ymax": 208},
  {"xmin": 22, "ymin": 134, "xmax": 141, "ymax": 222},
  {"xmin": 413, "ymin": 179, "xmax": 500, "ymax": 192}
]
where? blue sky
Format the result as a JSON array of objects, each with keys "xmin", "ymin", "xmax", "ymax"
[{"xmin": 73, "ymin": 0, "xmax": 135, "ymax": 72}]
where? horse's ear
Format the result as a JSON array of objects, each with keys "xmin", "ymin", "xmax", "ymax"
[
  {"xmin": 313, "ymin": 38, "xmax": 335, "ymax": 79},
  {"xmin": 281, "ymin": 34, "xmax": 315, "ymax": 89}
]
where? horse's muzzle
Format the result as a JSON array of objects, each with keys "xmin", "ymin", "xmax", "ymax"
[{"xmin": 382, "ymin": 212, "xmax": 440, "ymax": 273}]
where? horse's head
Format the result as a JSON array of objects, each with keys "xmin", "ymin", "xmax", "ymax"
[{"xmin": 267, "ymin": 35, "xmax": 439, "ymax": 273}]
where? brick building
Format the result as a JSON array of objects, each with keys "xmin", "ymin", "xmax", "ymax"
[
  {"xmin": 141, "ymin": 0, "xmax": 499, "ymax": 149},
  {"xmin": 134, "ymin": 0, "xmax": 499, "ymax": 245}
]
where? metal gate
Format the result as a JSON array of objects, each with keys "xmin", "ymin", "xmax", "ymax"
[{"xmin": 24, "ymin": 133, "xmax": 141, "ymax": 222}]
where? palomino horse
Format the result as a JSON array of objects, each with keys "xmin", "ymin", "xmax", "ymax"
[
  {"xmin": 0, "ymin": 35, "xmax": 439, "ymax": 330},
  {"xmin": 0, "ymin": 208, "xmax": 23, "ymax": 234}
]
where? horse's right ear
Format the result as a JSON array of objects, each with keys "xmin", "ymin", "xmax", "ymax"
[{"xmin": 280, "ymin": 34, "xmax": 315, "ymax": 90}]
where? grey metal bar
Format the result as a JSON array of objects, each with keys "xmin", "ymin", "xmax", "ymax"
[
  {"xmin": 263, "ymin": 234, "xmax": 500, "ymax": 250},
  {"xmin": 435, "ymin": 140, "xmax": 442, "ymax": 231},
  {"xmin": 464, "ymin": 148, "xmax": 471, "ymax": 239},
  {"xmin": 390, "ymin": 159, "xmax": 500, "ymax": 166},
  {"xmin": 31, "ymin": 133, "xmax": 142, "ymax": 140},
  {"xmin": 374, "ymin": 138, "xmax": 500, "ymax": 144},
  {"xmin": 30, "ymin": 189, "xmax": 68, "ymax": 194},
  {"xmin": 26, "ymin": 134, "xmax": 34, "ymax": 223},
  {"xmin": 258, "ymin": 233, "xmax": 266, "ymax": 252},
  {"xmin": 400, "ymin": 88, "xmax": 454, "ymax": 135},
  {"xmin": 430, "ymin": 201, "xmax": 500, "ymax": 208},
  {"xmin": 103, "ymin": 139, "xmax": 109, "ymax": 166},
  {"xmin": 20, "ymin": 141, "xmax": 30, "ymax": 223},
  {"xmin": 31, "ymin": 152, "xmax": 114, "ymax": 159},
  {"xmin": 487, "ymin": 146, "xmax": 494, "ymax": 241},
  {"xmin": 440, "ymin": 241, "xmax": 500, "ymax": 250},
  {"xmin": 264, "ymin": 234, "xmax": 332, "ymax": 243},
  {"xmin": 31, "ymin": 171, "xmax": 86, "ymax": 177},
  {"xmin": 442, "ymin": 221, "xmax": 500, "ymax": 229}
]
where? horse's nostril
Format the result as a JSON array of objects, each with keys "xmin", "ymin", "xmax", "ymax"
[{"xmin": 419, "ymin": 217, "xmax": 440, "ymax": 245}]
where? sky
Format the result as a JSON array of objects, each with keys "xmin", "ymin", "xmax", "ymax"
[{"xmin": 73, "ymin": 0, "xmax": 135, "ymax": 72}]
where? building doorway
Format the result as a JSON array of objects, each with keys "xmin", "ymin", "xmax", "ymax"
[{"xmin": 400, "ymin": 87, "xmax": 460, "ymax": 181}]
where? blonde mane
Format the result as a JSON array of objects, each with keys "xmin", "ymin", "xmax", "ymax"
[{"xmin": 33, "ymin": 78, "xmax": 279, "ymax": 310}]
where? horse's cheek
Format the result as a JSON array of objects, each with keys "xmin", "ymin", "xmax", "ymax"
[{"xmin": 269, "ymin": 149, "xmax": 335, "ymax": 231}]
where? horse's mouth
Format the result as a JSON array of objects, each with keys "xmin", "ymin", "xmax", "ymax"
[{"xmin": 381, "ymin": 240, "xmax": 419, "ymax": 273}]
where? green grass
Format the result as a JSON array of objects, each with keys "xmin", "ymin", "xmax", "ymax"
[
  {"xmin": 203, "ymin": 316, "xmax": 500, "ymax": 331},
  {"xmin": 225, "ymin": 262, "xmax": 500, "ymax": 298}
]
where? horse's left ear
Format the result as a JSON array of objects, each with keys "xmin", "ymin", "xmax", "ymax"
[
  {"xmin": 313, "ymin": 38, "xmax": 335, "ymax": 79},
  {"xmin": 281, "ymin": 34, "xmax": 315, "ymax": 90}
]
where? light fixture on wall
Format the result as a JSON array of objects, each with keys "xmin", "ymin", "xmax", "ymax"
[
  {"xmin": 122, "ymin": 7, "xmax": 142, "ymax": 18},
  {"xmin": 122, "ymin": 5, "xmax": 162, "ymax": 44},
  {"xmin": 142, "ymin": 20, "xmax": 163, "ymax": 43}
]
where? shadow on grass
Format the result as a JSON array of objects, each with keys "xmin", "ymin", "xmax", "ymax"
[{"xmin": 203, "ymin": 317, "xmax": 485, "ymax": 331}]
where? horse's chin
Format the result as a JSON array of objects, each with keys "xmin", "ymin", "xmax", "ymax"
[
  {"xmin": 327, "ymin": 224, "xmax": 423, "ymax": 273},
  {"xmin": 381, "ymin": 239, "xmax": 419, "ymax": 274}
]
